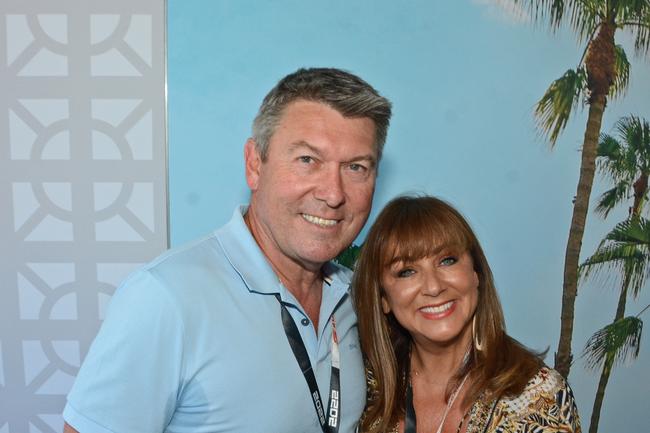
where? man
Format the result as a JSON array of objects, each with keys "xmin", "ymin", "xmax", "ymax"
[{"xmin": 63, "ymin": 67, "xmax": 392, "ymax": 433}]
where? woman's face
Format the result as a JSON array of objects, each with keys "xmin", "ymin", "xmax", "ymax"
[{"xmin": 380, "ymin": 249, "xmax": 479, "ymax": 350}]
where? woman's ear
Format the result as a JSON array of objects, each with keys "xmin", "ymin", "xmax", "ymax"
[{"xmin": 381, "ymin": 295, "xmax": 391, "ymax": 314}]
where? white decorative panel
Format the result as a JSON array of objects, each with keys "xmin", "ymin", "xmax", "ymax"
[{"xmin": 0, "ymin": 1, "xmax": 167, "ymax": 432}]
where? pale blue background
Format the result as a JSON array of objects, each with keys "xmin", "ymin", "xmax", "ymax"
[{"xmin": 168, "ymin": 1, "xmax": 650, "ymax": 431}]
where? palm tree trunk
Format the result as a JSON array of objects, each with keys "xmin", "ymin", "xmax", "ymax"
[
  {"xmin": 589, "ymin": 356, "xmax": 613, "ymax": 433},
  {"xmin": 588, "ymin": 282, "xmax": 628, "ymax": 433},
  {"xmin": 632, "ymin": 174, "xmax": 648, "ymax": 217},
  {"xmin": 555, "ymin": 94, "xmax": 607, "ymax": 378}
]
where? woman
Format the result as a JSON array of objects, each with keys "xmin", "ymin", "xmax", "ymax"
[{"xmin": 353, "ymin": 195, "xmax": 581, "ymax": 433}]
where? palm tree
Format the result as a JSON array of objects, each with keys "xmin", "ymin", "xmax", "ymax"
[
  {"xmin": 582, "ymin": 308, "xmax": 646, "ymax": 433},
  {"xmin": 517, "ymin": 0, "xmax": 650, "ymax": 378},
  {"xmin": 580, "ymin": 217, "xmax": 650, "ymax": 432},
  {"xmin": 581, "ymin": 218, "xmax": 647, "ymax": 433},
  {"xmin": 580, "ymin": 116, "xmax": 650, "ymax": 433},
  {"xmin": 595, "ymin": 116, "xmax": 650, "ymax": 218}
]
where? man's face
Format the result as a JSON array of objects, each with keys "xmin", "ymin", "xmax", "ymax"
[{"xmin": 245, "ymin": 99, "xmax": 378, "ymax": 271}]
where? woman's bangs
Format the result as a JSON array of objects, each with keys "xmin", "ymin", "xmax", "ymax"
[{"xmin": 381, "ymin": 209, "xmax": 470, "ymax": 267}]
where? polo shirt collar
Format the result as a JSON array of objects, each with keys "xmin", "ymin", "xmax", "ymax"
[{"xmin": 215, "ymin": 206, "xmax": 351, "ymax": 301}]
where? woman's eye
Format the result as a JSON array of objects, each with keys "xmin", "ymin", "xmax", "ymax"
[
  {"xmin": 397, "ymin": 268, "xmax": 415, "ymax": 278},
  {"xmin": 440, "ymin": 256, "xmax": 458, "ymax": 266}
]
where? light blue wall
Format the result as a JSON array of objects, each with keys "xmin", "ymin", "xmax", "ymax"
[{"xmin": 168, "ymin": 1, "xmax": 650, "ymax": 431}]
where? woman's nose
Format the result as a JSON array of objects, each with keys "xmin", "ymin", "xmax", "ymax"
[{"xmin": 421, "ymin": 269, "xmax": 444, "ymax": 296}]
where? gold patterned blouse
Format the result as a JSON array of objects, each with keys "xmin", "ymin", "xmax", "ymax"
[{"xmin": 374, "ymin": 367, "xmax": 582, "ymax": 433}]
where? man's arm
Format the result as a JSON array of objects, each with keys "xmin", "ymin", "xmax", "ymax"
[
  {"xmin": 63, "ymin": 423, "xmax": 79, "ymax": 433},
  {"xmin": 61, "ymin": 271, "xmax": 184, "ymax": 433}
]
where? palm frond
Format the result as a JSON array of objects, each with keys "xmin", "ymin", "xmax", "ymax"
[
  {"xmin": 609, "ymin": 45, "xmax": 630, "ymax": 99},
  {"xmin": 584, "ymin": 217, "xmax": 650, "ymax": 295},
  {"xmin": 606, "ymin": 217, "xmax": 650, "ymax": 244},
  {"xmin": 595, "ymin": 183, "xmax": 631, "ymax": 217},
  {"xmin": 615, "ymin": 116, "xmax": 650, "ymax": 160},
  {"xmin": 596, "ymin": 116, "xmax": 650, "ymax": 214},
  {"xmin": 616, "ymin": 115, "xmax": 639, "ymax": 143},
  {"xmin": 569, "ymin": 0, "xmax": 603, "ymax": 42},
  {"xmin": 582, "ymin": 316, "xmax": 643, "ymax": 370},
  {"xmin": 597, "ymin": 132, "xmax": 622, "ymax": 159},
  {"xmin": 535, "ymin": 68, "xmax": 587, "ymax": 146},
  {"xmin": 620, "ymin": 8, "xmax": 650, "ymax": 55},
  {"xmin": 515, "ymin": 0, "xmax": 567, "ymax": 29},
  {"xmin": 596, "ymin": 133, "xmax": 632, "ymax": 183},
  {"xmin": 579, "ymin": 241, "xmax": 648, "ymax": 291},
  {"xmin": 616, "ymin": 0, "xmax": 650, "ymax": 19}
]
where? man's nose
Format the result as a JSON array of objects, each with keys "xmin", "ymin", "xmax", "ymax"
[{"xmin": 315, "ymin": 165, "xmax": 345, "ymax": 207}]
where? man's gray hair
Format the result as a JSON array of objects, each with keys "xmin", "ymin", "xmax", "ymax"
[{"xmin": 252, "ymin": 67, "xmax": 392, "ymax": 161}]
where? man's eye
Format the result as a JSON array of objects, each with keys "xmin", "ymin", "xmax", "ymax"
[
  {"xmin": 298, "ymin": 156, "xmax": 314, "ymax": 164},
  {"xmin": 348, "ymin": 163, "xmax": 367, "ymax": 172},
  {"xmin": 397, "ymin": 268, "xmax": 415, "ymax": 278},
  {"xmin": 440, "ymin": 256, "xmax": 457, "ymax": 266}
]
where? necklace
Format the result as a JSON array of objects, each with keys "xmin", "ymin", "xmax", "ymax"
[
  {"xmin": 405, "ymin": 373, "xmax": 470, "ymax": 433},
  {"xmin": 434, "ymin": 374, "xmax": 469, "ymax": 433}
]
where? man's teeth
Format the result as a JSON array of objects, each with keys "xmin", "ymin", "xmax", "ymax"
[
  {"xmin": 420, "ymin": 301, "xmax": 453, "ymax": 314},
  {"xmin": 302, "ymin": 214, "xmax": 338, "ymax": 227}
]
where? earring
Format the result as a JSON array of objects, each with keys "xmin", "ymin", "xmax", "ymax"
[{"xmin": 472, "ymin": 315, "xmax": 483, "ymax": 352}]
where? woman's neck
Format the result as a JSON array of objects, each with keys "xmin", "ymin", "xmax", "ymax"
[{"xmin": 410, "ymin": 333, "xmax": 472, "ymax": 386}]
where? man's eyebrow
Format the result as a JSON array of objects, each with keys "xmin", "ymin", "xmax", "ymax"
[
  {"xmin": 288, "ymin": 140, "xmax": 377, "ymax": 167},
  {"xmin": 288, "ymin": 140, "xmax": 322, "ymax": 155}
]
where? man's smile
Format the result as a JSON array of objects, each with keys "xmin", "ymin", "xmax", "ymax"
[{"xmin": 301, "ymin": 213, "xmax": 339, "ymax": 227}]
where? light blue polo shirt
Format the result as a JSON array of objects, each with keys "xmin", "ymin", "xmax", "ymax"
[{"xmin": 63, "ymin": 206, "xmax": 366, "ymax": 433}]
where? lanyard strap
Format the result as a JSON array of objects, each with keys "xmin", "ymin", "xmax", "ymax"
[
  {"xmin": 405, "ymin": 375, "xmax": 470, "ymax": 433},
  {"xmin": 275, "ymin": 294, "xmax": 341, "ymax": 433},
  {"xmin": 405, "ymin": 381, "xmax": 417, "ymax": 433}
]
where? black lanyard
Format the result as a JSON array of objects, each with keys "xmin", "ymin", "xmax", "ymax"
[
  {"xmin": 275, "ymin": 294, "xmax": 341, "ymax": 433},
  {"xmin": 405, "ymin": 381, "xmax": 417, "ymax": 433},
  {"xmin": 405, "ymin": 382, "xmax": 499, "ymax": 433}
]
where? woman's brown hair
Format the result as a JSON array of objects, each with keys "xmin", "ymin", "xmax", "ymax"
[{"xmin": 353, "ymin": 195, "xmax": 544, "ymax": 433}]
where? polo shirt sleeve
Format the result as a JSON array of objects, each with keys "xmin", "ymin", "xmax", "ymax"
[{"xmin": 63, "ymin": 269, "xmax": 185, "ymax": 433}]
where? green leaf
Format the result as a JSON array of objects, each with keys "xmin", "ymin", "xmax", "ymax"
[
  {"xmin": 582, "ymin": 316, "xmax": 643, "ymax": 370},
  {"xmin": 595, "ymin": 183, "xmax": 631, "ymax": 218},
  {"xmin": 515, "ymin": 0, "xmax": 567, "ymax": 29},
  {"xmin": 581, "ymin": 217, "xmax": 650, "ymax": 297},
  {"xmin": 606, "ymin": 217, "xmax": 650, "ymax": 243},
  {"xmin": 334, "ymin": 244, "xmax": 362, "ymax": 270},
  {"xmin": 609, "ymin": 45, "xmax": 630, "ymax": 99},
  {"xmin": 535, "ymin": 68, "xmax": 587, "ymax": 146}
]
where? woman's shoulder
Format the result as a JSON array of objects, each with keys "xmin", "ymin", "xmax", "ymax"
[
  {"xmin": 498, "ymin": 366, "xmax": 578, "ymax": 417},
  {"xmin": 503, "ymin": 365, "xmax": 571, "ymax": 405},
  {"xmin": 476, "ymin": 366, "xmax": 582, "ymax": 433}
]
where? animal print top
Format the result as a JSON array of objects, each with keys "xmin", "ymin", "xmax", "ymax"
[{"xmin": 370, "ymin": 367, "xmax": 582, "ymax": 433}]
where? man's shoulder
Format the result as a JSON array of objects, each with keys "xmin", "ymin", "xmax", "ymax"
[
  {"xmin": 144, "ymin": 231, "xmax": 224, "ymax": 272},
  {"xmin": 116, "ymin": 231, "xmax": 234, "ymax": 299}
]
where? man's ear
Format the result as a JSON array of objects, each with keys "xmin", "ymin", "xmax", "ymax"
[{"xmin": 244, "ymin": 138, "xmax": 262, "ymax": 191}]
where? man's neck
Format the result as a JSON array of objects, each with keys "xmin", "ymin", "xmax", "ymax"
[
  {"xmin": 244, "ymin": 209, "xmax": 325, "ymax": 330},
  {"xmin": 277, "ymin": 269, "xmax": 323, "ymax": 332}
]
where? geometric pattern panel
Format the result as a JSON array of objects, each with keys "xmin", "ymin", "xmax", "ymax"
[{"xmin": 0, "ymin": 1, "xmax": 167, "ymax": 432}]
